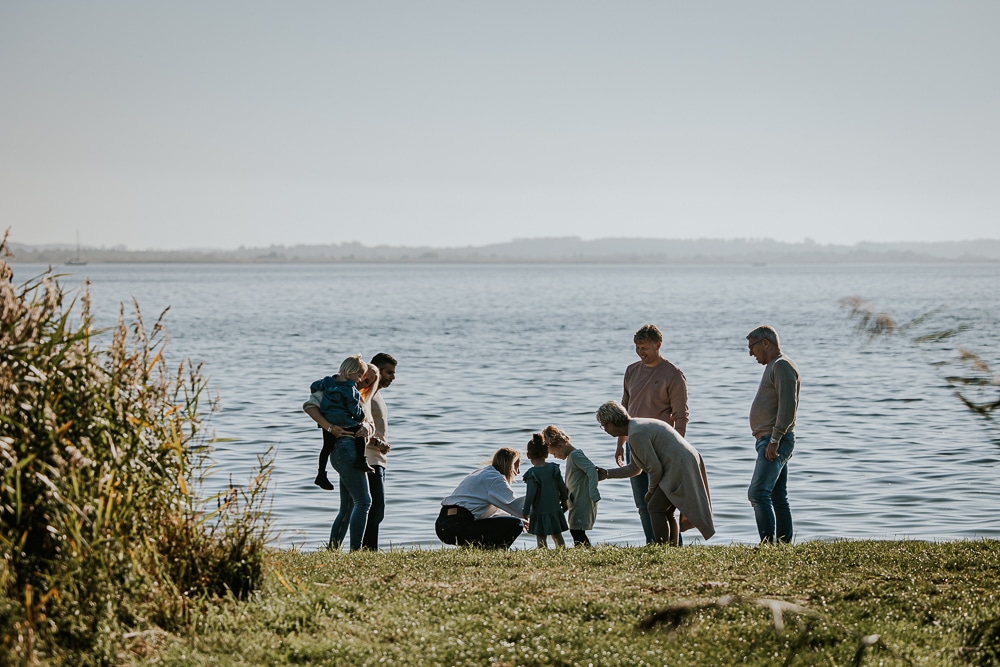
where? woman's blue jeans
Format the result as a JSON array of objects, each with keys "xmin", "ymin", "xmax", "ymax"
[
  {"xmin": 328, "ymin": 436, "xmax": 372, "ymax": 551},
  {"xmin": 748, "ymin": 433, "xmax": 794, "ymax": 543}
]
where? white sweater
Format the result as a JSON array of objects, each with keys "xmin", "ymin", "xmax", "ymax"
[{"xmin": 442, "ymin": 466, "xmax": 525, "ymax": 520}]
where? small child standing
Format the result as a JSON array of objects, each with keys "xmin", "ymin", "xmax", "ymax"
[
  {"xmin": 522, "ymin": 432, "xmax": 569, "ymax": 549},
  {"xmin": 543, "ymin": 425, "xmax": 600, "ymax": 547},
  {"xmin": 310, "ymin": 354, "xmax": 375, "ymax": 490}
]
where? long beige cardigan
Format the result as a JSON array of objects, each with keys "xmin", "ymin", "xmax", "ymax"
[{"xmin": 611, "ymin": 418, "xmax": 715, "ymax": 540}]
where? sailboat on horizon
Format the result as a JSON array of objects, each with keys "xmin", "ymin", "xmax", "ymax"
[{"xmin": 66, "ymin": 231, "xmax": 87, "ymax": 266}]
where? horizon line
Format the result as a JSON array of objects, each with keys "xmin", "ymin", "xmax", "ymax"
[{"xmin": 12, "ymin": 235, "xmax": 1000, "ymax": 254}]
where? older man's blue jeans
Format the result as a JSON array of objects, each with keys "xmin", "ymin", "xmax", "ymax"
[
  {"xmin": 748, "ymin": 433, "xmax": 794, "ymax": 543},
  {"xmin": 625, "ymin": 443, "xmax": 655, "ymax": 545}
]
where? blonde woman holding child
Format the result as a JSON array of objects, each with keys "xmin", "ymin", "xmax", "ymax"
[
  {"xmin": 543, "ymin": 425, "xmax": 600, "ymax": 547},
  {"xmin": 308, "ymin": 355, "xmax": 377, "ymax": 485},
  {"xmin": 304, "ymin": 356, "xmax": 381, "ymax": 551},
  {"xmin": 522, "ymin": 433, "xmax": 570, "ymax": 548}
]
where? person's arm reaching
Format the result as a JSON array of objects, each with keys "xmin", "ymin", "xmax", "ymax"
[
  {"xmin": 618, "ymin": 377, "xmax": 631, "ymax": 465},
  {"xmin": 487, "ymin": 477, "xmax": 525, "ymax": 518},
  {"xmin": 604, "ymin": 461, "xmax": 641, "ymax": 480},
  {"xmin": 303, "ymin": 402, "xmax": 350, "ymax": 437},
  {"xmin": 771, "ymin": 359, "xmax": 798, "ymax": 444},
  {"xmin": 669, "ymin": 371, "xmax": 689, "ymax": 438},
  {"xmin": 615, "ymin": 436, "xmax": 627, "ymax": 467},
  {"xmin": 521, "ymin": 476, "xmax": 537, "ymax": 523}
]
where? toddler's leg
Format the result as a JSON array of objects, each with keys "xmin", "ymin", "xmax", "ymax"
[
  {"xmin": 318, "ymin": 440, "xmax": 332, "ymax": 471},
  {"xmin": 570, "ymin": 529, "xmax": 591, "ymax": 547},
  {"xmin": 551, "ymin": 533, "xmax": 566, "ymax": 548},
  {"xmin": 352, "ymin": 435, "xmax": 376, "ymax": 474},
  {"xmin": 314, "ymin": 433, "xmax": 335, "ymax": 490},
  {"xmin": 535, "ymin": 535, "xmax": 548, "ymax": 549}
]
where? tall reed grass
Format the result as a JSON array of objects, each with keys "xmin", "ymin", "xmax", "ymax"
[
  {"xmin": 0, "ymin": 230, "xmax": 272, "ymax": 665},
  {"xmin": 840, "ymin": 295, "xmax": 1000, "ymax": 418}
]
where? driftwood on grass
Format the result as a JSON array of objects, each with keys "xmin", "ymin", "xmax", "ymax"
[{"xmin": 639, "ymin": 595, "xmax": 902, "ymax": 666}]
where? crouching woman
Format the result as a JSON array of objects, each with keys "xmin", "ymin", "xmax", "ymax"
[{"xmin": 435, "ymin": 447, "xmax": 526, "ymax": 550}]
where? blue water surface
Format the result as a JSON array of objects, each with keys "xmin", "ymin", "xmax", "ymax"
[{"xmin": 13, "ymin": 262, "xmax": 1000, "ymax": 549}]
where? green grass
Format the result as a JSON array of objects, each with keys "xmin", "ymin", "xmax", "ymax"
[{"xmin": 138, "ymin": 540, "xmax": 999, "ymax": 666}]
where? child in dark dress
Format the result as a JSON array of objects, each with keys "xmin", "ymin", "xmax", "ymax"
[
  {"xmin": 522, "ymin": 433, "xmax": 569, "ymax": 549},
  {"xmin": 311, "ymin": 355, "xmax": 375, "ymax": 490}
]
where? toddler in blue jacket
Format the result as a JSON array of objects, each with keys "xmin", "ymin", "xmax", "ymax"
[{"xmin": 311, "ymin": 355, "xmax": 375, "ymax": 489}]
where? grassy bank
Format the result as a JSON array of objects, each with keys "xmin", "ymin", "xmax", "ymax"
[
  {"xmin": 1, "ymin": 236, "xmax": 271, "ymax": 665},
  {"xmin": 138, "ymin": 540, "xmax": 998, "ymax": 666}
]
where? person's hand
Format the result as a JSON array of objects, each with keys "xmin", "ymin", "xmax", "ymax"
[
  {"xmin": 644, "ymin": 490, "xmax": 654, "ymax": 504},
  {"xmin": 765, "ymin": 439, "xmax": 779, "ymax": 461},
  {"xmin": 326, "ymin": 424, "xmax": 350, "ymax": 438},
  {"xmin": 614, "ymin": 442, "xmax": 625, "ymax": 467},
  {"xmin": 596, "ymin": 467, "xmax": 608, "ymax": 481},
  {"xmin": 371, "ymin": 436, "xmax": 390, "ymax": 454},
  {"xmin": 561, "ymin": 499, "xmax": 568, "ymax": 512}
]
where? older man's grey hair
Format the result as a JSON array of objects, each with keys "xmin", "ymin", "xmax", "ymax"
[
  {"xmin": 596, "ymin": 401, "xmax": 630, "ymax": 428},
  {"xmin": 746, "ymin": 325, "xmax": 780, "ymax": 349}
]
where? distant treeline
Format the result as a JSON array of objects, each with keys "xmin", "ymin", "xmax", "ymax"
[{"xmin": 10, "ymin": 237, "xmax": 1000, "ymax": 264}]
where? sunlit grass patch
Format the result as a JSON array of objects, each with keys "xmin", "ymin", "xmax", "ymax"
[{"xmin": 143, "ymin": 540, "xmax": 1000, "ymax": 666}]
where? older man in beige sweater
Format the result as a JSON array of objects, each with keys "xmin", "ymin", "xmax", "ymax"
[{"xmin": 747, "ymin": 325, "xmax": 800, "ymax": 544}]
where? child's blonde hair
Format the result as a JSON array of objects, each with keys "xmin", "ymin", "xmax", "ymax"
[
  {"xmin": 526, "ymin": 433, "xmax": 548, "ymax": 461},
  {"xmin": 542, "ymin": 425, "xmax": 570, "ymax": 449},
  {"xmin": 338, "ymin": 354, "xmax": 367, "ymax": 380}
]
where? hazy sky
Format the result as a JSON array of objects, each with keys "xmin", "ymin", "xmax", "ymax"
[{"xmin": 2, "ymin": 2, "xmax": 998, "ymax": 250}]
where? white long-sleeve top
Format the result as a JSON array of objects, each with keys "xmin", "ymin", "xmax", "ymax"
[
  {"xmin": 441, "ymin": 466, "xmax": 525, "ymax": 520},
  {"xmin": 366, "ymin": 390, "xmax": 389, "ymax": 467}
]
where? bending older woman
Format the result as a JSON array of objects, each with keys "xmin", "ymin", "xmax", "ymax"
[
  {"xmin": 596, "ymin": 400, "xmax": 715, "ymax": 545},
  {"xmin": 435, "ymin": 448, "xmax": 526, "ymax": 550}
]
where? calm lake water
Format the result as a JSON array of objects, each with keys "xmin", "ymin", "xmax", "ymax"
[{"xmin": 12, "ymin": 262, "xmax": 1000, "ymax": 549}]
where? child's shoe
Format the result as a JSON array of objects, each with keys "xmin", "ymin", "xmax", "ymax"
[
  {"xmin": 314, "ymin": 470, "xmax": 334, "ymax": 490},
  {"xmin": 354, "ymin": 458, "xmax": 376, "ymax": 474}
]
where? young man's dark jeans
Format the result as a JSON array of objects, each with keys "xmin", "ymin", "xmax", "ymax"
[{"xmin": 361, "ymin": 465, "xmax": 385, "ymax": 550}]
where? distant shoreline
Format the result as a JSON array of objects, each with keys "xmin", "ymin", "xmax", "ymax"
[
  {"xmin": 9, "ymin": 258, "xmax": 1000, "ymax": 267},
  {"xmin": 9, "ymin": 236, "xmax": 1000, "ymax": 265}
]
